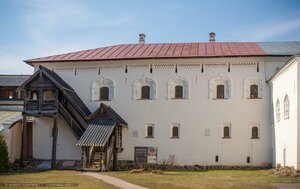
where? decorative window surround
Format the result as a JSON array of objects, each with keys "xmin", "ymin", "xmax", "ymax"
[
  {"xmin": 284, "ymin": 95, "xmax": 290, "ymax": 119},
  {"xmin": 91, "ymin": 76, "xmax": 114, "ymax": 101},
  {"xmin": 276, "ymin": 99, "xmax": 280, "ymax": 122},
  {"xmin": 133, "ymin": 75, "xmax": 156, "ymax": 100},
  {"xmin": 209, "ymin": 75, "xmax": 231, "ymax": 99},
  {"xmin": 168, "ymin": 74, "xmax": 190, "ymax": 99},
  {"xmin": 243, "ymin": 77, "xmax": 263, "ymax": 99}
]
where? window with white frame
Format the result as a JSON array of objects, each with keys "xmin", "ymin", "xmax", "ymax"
[
  {"xmin": 91, "ymin": 76, "xmax": 114, "ymax": 101},
  {"xmin": 170, "ymin": 123, "xmax": 180, "ymax": 138},
  {"xmin": 251, "ymin": 126, "xmax": 259, "ymax": 139},
  {"xmin": 243, "ymin": 77, "xmax": 263, "ymax": 99},
  {"xmin": 168, "ymin": 75, "xmax": 190, "ymax": 99},
  {"xmin": 276, "ymin": 99, "xmax": 280, "ymax": 122},
  {"xmin": 145, "ymin": 124, "xmax": 154, "ymax": 138},
  {"xmin": 222, "ymin": 123, "xmax": 231, "ymax": 138},
  {"xmin": 209, "ymin": 76, "xmax": 231, "ymax": 99},
  {"xmin": 284, "ymin": 95, "xmax": 289, "ymax": 119},
  {"xmin": 134, "ymin": 75, "xmax": 156, "ymax": 100}
]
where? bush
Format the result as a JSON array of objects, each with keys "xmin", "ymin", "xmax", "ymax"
[{"xmin": 0, "ymin": 134, "xmax": 8, "ymax": 172}]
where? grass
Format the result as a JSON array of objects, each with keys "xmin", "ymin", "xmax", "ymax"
[
  {"xmin": 1, "ymin": 169, "xmax": 299, "ymax": 189},
  {"xmin": 0, "ymin": 170, "xmax": 119, "ymax": 189},
  {"xmin": 106, "ymin": 170, "xmax": 300, "ymax": 189}
]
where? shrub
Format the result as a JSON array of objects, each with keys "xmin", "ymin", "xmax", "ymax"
[{"xmin": 0, "ymin": 134, "xmax": 8, "ymax": 172}]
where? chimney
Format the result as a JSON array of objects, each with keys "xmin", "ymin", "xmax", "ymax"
[
  {"xmin": 139, "ymin": 33, "xmax": 146, "ymax": 44},
  {"xmin": 209, "ymin": 32, "xmax": 216, "ymax": 42}
]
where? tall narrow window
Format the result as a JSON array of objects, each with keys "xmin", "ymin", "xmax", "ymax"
[
  {"xmin": 250, "ymin": 84, "xmax": 258, "ymax": 99},
  {"xmin": 100, "ymin": 87, "xmax": 109, "ymax": 100},
  {"xmin": 284, "ymin": 95, "xmax": 289, "ymax": 119},
  {"xmin": 175, "ymin": 85, "xmax": 183, "ymax": 99},
  {"xmin": 146, "ymin": 125, "xmax": 154, "ymax": 138},
  {"xmin": 251, "ymin": 126, "xmax": 259, "ymax": 139},
  {"xmin": 141, "ymin": 86, "xmax": 150, "ymax": 99},
  {"xmin": 217, "ymin": 85, "xmax": 225, "ymax": 99},
  {"xmin": 223, "ymin": 126, "xmax": 230, "ymax": 138},
  {"xmin": 171, "ymin": 126, "xmax": 179, "ymax": 138},
  {"xmin": 276, "ymin": 99, "xmax": 280, "ymax": 122}
]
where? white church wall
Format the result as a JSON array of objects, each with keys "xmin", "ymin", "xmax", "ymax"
[
  {"xmin": 271, "ymin": 58, "xmax": 299, "ymax": 169},
  {"xmin": 32, "ymin": 117, "xmax": 81, "ymax": 160},
  {"xmin": 35, "ymin": 56, "xmax": 285, "ymax": 166}
]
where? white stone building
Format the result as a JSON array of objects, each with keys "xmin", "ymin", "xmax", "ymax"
[
  {"xmin": 269, "ymin": 55, "xmax": 300, "ymax": 170},
  {"xmin": 13, "ymin": 36, "xmax": 300, "ymax": 170}
]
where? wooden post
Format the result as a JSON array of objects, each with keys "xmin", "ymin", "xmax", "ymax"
[
  {"xmin": 51, "ymin": 116, "xmax": 58, "ymax": 169},
  {"xmin": 112, "ymin": 129, "xmax": 118, "ymax": 171},
  {"xmin": 20, "ymin": 115, "xmax": 27, "ymax": 168},
  {"xmin": 81, "ymin": 146, "xmax": 85, "ymax": 169}
]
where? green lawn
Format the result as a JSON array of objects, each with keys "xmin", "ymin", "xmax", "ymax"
[
  {"xmin": 106, "ymin": 170, "xmax": 300, "ymax": 189},
  {"xmin": 0, "ymin": 170, "xmax": 119, "ymax": 189}
]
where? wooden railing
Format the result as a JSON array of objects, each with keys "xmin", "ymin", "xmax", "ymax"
[
  {"xmin": 58, "ymin": 102, "xmax": 84, "ymax": 139},
  {"xmin": 25, "ymin": 100, "xmax": 55, "ymax": 111},
  {"xmin": 106, "ymin": 135, "xmax": 115, "ymax": 170}
]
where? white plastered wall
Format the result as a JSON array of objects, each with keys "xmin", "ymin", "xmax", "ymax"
[
  {"xmin": 271, "ymin": 58, "xmax": 299, "ymax": 169},
  {"xmin": 32, "ymin": 117, "xmax": 81, "ymax": 160},
  {"xmin": 32, "ymin": 56, "xmax": 289, "ymax": 166}
]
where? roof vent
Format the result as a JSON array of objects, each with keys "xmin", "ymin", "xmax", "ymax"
[
  {"xmin": 209, "ymin": 32, "xmax": 216, "ymax": 42},
  {"xmin": 139, "ymin": 33, "xmax": 146, "ymax": 44}
]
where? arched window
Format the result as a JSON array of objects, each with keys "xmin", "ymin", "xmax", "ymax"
[
  {"xmin": 100, "ymin": 87, "xmax": 109, "ymax": 100},
  {"xmin": 276, "ymin": 99, "xmax": 280, "ymax": 122},
  {"xmin": 209, "ymin": 76, "xmax": 231, "ymax": 99},
  {"xmin": 243, "ymin": 78, "xmax": 262, "ymax": 99},
  {"xmin": 217, "ymin": 85, "xmax": 225, "ymax": 99},
  {"xmin": 30, "ymin": 90, "xmax": 39, "ymax": 100},
  {"xmin": 141, "ymin": 86, "xmax": 150, "ymax": 99},
  {"xmin": 146, "ymin": 125, "xmax": 154, "ymax": 138},
  {"xmin": 175, "ymin": 85, "xmax": 183, "ymax": 99},
  {"xmin": 284, "ymin": 95, "xmax": 289, "ymax": 119},
  {"xmin": 168, "ymin": 75, "xmax": 189, "ymax": 99},
  {"xmin": 134, "ymin": 75, "xmax": 156, "ymax": 100},
  {"xmin": 250, "ymin": 84, "xmax": 258, "ymax": 99},
  {"xmin": 43, "ymin": 90, "xmax": 54, "ymax": 101},
  {"xmin": 251, "ymin": 126, "xmax": 259, "ymax": 139},
  {"xmin": 223, "ymin": 126, "xmax": 230, "ymax": 138},
  {"xmin": 91, "ymin": 76, "xmax": 114, "ymax": 101},
  {"xmin": 172, "ymin": 126, "xmax": 179, "ymax": 138}
]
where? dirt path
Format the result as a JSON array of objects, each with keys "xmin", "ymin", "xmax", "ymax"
[{"xmin": 83, "ymin": 172, "xmax": 147, "ymax": 189}]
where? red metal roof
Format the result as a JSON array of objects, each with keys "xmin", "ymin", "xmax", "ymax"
[{"xmin": 25, "ymin": 42, "xmax": 268, "ymax": 63}]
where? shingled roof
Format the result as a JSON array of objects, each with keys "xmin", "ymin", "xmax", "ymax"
[
  {"xmin": 0, "ymin": 75, "xmax": 31, "ymax": 86},
  {"xmin": 24, "ymin": 42, "xmax": 300, "ymax": 64}
]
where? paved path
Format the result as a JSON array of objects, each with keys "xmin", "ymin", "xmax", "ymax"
[
  {"xmin": 83, "ymin": 172, "xmax": 147, "ymax": 189},
  {"xmin": 273, "ymin": 183, "xmax": 300, "ymax": 189}
]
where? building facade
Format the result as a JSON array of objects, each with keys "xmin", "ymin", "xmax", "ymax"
[
  {"xmin": 269, "ymin": 56, "xmax": 300, "ymax": 170},
  {"xmin": 15, "ymin": 40, "xmax": 300, "ymax": 169}
]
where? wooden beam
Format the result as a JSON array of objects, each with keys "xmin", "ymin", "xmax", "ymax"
[
  {"xmin": 20, "ymin": 115, "xmax": 27, "ymax": 168},
  {"xmin": 51, "ymin": 116, "xmax": 58, "ymax": 169},
  {"xmin": 112, "ymin": 128, "xmax": 118, "ymax": 171},
  {"xmin": 81, "ymin": 146, "xmax": 85, "ymax": 169}
]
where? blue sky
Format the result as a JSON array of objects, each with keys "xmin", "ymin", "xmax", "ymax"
[{"xmin": 0, "ymin": 0, "xmax": 300, "ymax": 74}]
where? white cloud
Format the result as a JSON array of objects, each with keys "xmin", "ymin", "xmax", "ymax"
[{"xmin": 233, "ymin": 17, "xmax": 300, "ymax": 41}]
